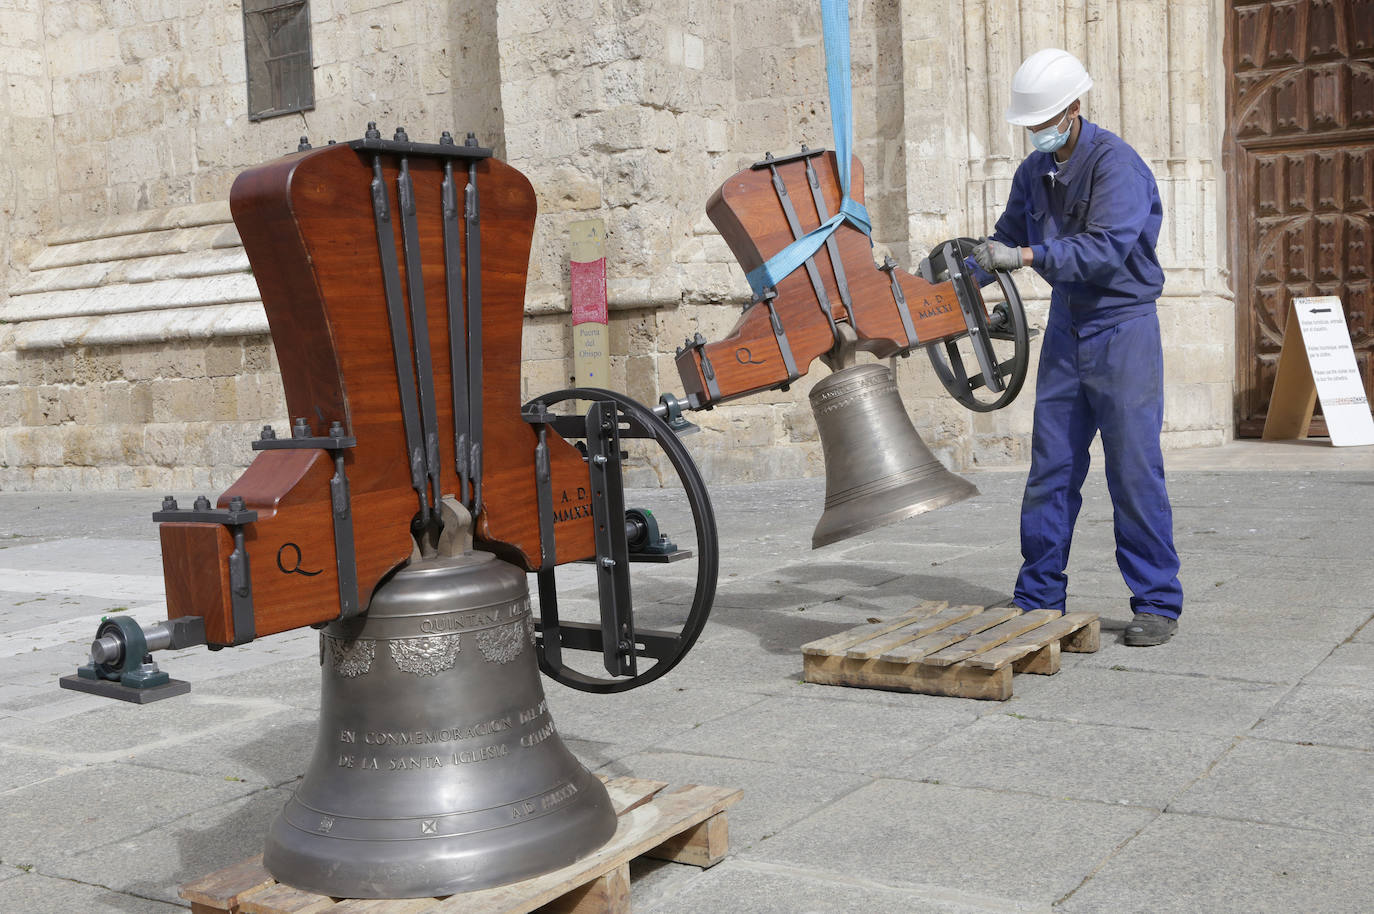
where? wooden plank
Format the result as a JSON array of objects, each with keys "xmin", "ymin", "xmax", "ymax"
[
  {"xmin": 603, "ymin": 776, "xmax": 668, "ymax": 815},
  {"xmin": 879, "ymin": 607, "xmax": 1020, "ymax": 664},
  {"xmin": 329, "ymin": 899, "xmax": 435, "ymax": 913},
  {"xmin": 426, "ymin": 785, "xmax": 743, "ymax": 913},
  {"xmin": 645, "ymin": 808, "xmax": 730, "ymax": 868},
  {"xmin": 922, "ymin": 610, "xmax": 1058, "ymax": 667},
  {"xmin": 238, "ymin": 882, "xmax": 336, "ymax": 913},
  {"xmin": 1015, "ymin": 640, "xmax": 1061, "ymax": 675},
  {"xmin": 181, "ymin": 855, "xmax": 275, "ymax": 911},
  {"xmin": 1062, "ymin": 616, "xmax": 1100, "ymax": 652},
  {"xmin": 543, "ymin": 863, "xmax": 630, "ymax": 914},
  {"xmin": 800, "ymin": 601, "xmax": 946, "ymax": 656},
  {"xmin": 804, "ymin": 654, "xmax": 1013, "ymax": 700},
  {"xmin": 843, "ymin": 605, "xmax": 982, "ymax": 660},
  {"xmin": 963, "ymin": 612, "xmax": 1097, "ymax": 670}
]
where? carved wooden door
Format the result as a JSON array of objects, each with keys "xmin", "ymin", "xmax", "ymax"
[{"xmin": 1227, "ymin": 0, "xmax": 1374, "ymax": 436}]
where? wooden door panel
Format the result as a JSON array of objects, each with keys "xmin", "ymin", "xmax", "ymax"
[{"xmin": 1227, "ymin": 0, "xmax": 1374, "ymax": 436}]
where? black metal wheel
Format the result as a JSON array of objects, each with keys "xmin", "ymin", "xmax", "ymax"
[
  {"xmin": 919, "ymin": 236, "xmax": 1030, "ymax": 413},
  {"xmin": 522, "ymin": 387, "xmax": 718, "ymax": 693}
]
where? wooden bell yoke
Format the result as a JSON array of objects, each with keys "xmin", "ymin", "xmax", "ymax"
[
  {"xmin": 674, "ymin": 147, "xmax": 1029, "ymax": 412},
  {"xmin": 155, "ymin": 129, "xmax": 602, "ymax": 647}
]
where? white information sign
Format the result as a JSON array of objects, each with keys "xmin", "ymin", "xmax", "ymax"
[{"xmin": 1291, "ymin": 296, "xmax": 1374, "ymax": 447}]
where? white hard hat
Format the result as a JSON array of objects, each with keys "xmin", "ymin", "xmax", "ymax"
[{"xmin": 1004, "ymin": 48, "xmax": 1093, "ymax": 126}]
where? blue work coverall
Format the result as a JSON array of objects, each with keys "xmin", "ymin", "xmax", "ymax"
[{"xmin": 984, "ymin": 118, "xmax": 1182, "ymax": 619}]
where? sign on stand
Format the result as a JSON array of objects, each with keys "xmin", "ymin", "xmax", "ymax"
[
  {"xmin": 1262, "ymin": 296, "xmax": 1374, "ymax": 446},
  {"xmin": 569, "ymin": 219, "xmax": 609, "ymax": 398}
]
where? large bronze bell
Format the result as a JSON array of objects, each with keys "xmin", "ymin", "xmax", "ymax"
[
  {"xmin": 263, "ymin": 547, "xmax": 617, "ymax": 898},
  {"xmin": 810, "ymin": 362, "xmax": 979, "ymax": 548}
]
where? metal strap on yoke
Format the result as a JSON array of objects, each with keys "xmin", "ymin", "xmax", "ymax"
[
  {"xmin": 253, "ymin": 421, "xmax": 362, "ymax": 618},
  {"xmin": 943, "ymin": 241, "xmax": 1002, "ymax": 391},
  {"xmin": 394, "ymin": 130, "xmax": 443, "ymax": 518},
  {"xmin": 802, "ymin": 147, "xmax": 854, "ymax": 316},
  {"xmin": 879, "ymin": 255, "xmax": 919, "ymax": 347},
  {"xmin": 757, "ymin": 288, "xmax": 799, "ymax": 380},
  {"xmin": 761, "ymin": 152, "xmax": 838, "ymax": 340},
  {"xmin": 367, "ymin": 126, "xmax": 431, "ymax": 528},
  {"xmin": 439, "ymin": 133, "xmax": 470, "ymax": 505},
  {"xmin": 680, "ymin": 332, "xmax": 721, "ymax": 402},
  {"xmin": 464, "ymin": 133, "xmax": 485, "ymax": 515}
]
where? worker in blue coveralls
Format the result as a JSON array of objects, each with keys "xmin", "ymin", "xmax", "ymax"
[{"xmin": 969, "ymin": 48, "xmax": 1183, "ymax": 646}]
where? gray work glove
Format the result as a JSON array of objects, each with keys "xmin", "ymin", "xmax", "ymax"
[{"xmin": 972, "ymin": 238, "xmax": 1022, "ymax": 272}]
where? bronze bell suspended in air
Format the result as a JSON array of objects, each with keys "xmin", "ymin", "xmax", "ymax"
[
  {"xmin": 809, "ymin": 362, "xmax": 979, "ymax": 548},
  {"xmin": 263, "ymin": 541, "xmax": 617, "ymax": 898}
]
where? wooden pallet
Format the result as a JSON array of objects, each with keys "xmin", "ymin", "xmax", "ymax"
[
  {"xmin": 801, "ymin": 601, "xmax": 1099, "ymax": 701},
  {"xmin": 180, "ymin": 777, "xmax": 742, "ymax": 914}
]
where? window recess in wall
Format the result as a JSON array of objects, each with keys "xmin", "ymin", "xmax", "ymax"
[{"xmin": 243, "ymin": 0, "xmax": 314, "ymax": 122}]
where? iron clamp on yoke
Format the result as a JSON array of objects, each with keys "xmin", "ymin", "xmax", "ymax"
[{"xmin": 521, "ymin": 388, "xmax": 718, "ymax": 694}]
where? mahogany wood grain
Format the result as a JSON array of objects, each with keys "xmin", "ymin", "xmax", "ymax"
[
  {"xmin": 159, "ymin": 142, "xmax": 596, "ymax": 645},
  {"xmin": 679, "ymin": 152, "xmax": 983, "ymax": 406}
]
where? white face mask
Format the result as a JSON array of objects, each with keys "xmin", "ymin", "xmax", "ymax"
[{"xmin": 1029, "ymin": 112, "xmax": 1072, "ymax": 154}]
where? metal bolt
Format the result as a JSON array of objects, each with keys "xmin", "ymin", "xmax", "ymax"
[
  {"xmin": 329, "ymin": 421, "xmax": 345, "ymax": 438},
  {"xmin": 439, "ymin": 130, "xmax": 454, "ymax": 146},
  {"xmin": 364, "ymin": 121, "xmax": 380, "ymax": 139},
  {"xmin": 297, "ymin": 136, "xmax": 311, "ymax": 151},
  {"xmin": 193, "ymin": 495, "xmax": 211, "ymax": 511},
  {"xmin": 161, "ymin": 495, "xmax": 178, "ymax": 511},
  {"xmin": 292, "ymin": 417, "xmax": 311, "ymax": 438},
  {"xmin": 259, "ymin": 424, "xmax": 277, "ymax": 440},
  {"xmin": 592, "ymin": 454, "xmax": 608, "ymax": 465},
  {"xmin": 600, "ymin": 557, "xmax": 616, "ymax": 569},
  {"xmin": 394, "ymin": 126, "xmax": 409, "ymax": 142},
  {"xmin": 228, "ymin": 496, "xmax": 246, "ymax": 512}
]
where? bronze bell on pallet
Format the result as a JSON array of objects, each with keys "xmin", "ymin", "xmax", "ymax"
[
  {"xmin": 263, "ymin": 519, "xmax": 617, "ymax": 898},
  {"xmin": 809, "ymin": 362, "xmax": 978, "ymax": 548}
]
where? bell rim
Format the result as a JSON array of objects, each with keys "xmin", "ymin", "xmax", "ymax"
[{"xmin": 811, "ymin": 481, "xmax": 979, "ymax": 549}]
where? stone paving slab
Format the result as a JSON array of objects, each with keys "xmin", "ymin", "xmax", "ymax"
[
  {"xmin": 641, "ymin": 861, "xmax": 1048, "ymax": 914},
  {"xmin": 878, "ymin": 714, "xmax": 1233, "ymax": 809},
  {"xmin": 1056, "ymin": 814, "xmax": 1374, "ymax": 914},
  {"xmin": 1303, "ymin": 639, "xmax": 1374, "ymax": 687},
  {"xmin": 41, "ymin": 788, "xmax": 292, "ymax": 908},
  {"xmin": 602, "ymin": 749, "xmax": 871, "ymax": 853},
  {"xmin": 743, "ymin": 779, "xmax": 1157, "ymax": 907},
  {"xmin": 0, "ymin": 763, "xmax": 259, "ymax": 861},
  {"xmin": 999, "ymin": 666, "xmax": 1292, "ymax": 736},
  {"xmin": 0, "ymin": 872, "xmax": 185, "ymax": 914},
  {"xmin": 654, "ymin": 692, "xmax": 980, "ymax": 775},
  {"xmin": 1072, "ymin": 629, "xmax": 1338, "ymax": 684},
  {"xmin": 1249, "ymin": 683, "xmax": 1374, "ymax": 750},
  {"xmin": 1169, "ymin": 738, "xmax": 1374, "ymax": 836}
]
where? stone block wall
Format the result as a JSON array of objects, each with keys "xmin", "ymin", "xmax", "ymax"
[{"xmin": 0, "ymin": 0, "xmax": 1235, "ymax": 492}]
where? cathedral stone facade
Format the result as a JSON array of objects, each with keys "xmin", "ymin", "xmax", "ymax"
[{"xmin": 0, "ymin": 0, "xmax": 1233, "ymax": 491}]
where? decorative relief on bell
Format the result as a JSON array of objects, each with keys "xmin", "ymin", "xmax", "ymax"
[
  {"xmin": 477, "ymin": 620, "xmax": 526, "ymax": 664},
  {"xmin": 326, "ymin": 636, "xmax": 376, "ymax": 678},
  {"xmin": 389, "ymin": 634, "xmax": 462, "ymax": 676}
]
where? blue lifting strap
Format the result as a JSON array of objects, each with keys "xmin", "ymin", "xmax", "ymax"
[{"xmin": 744, "ymin": 0, "xmax": 873, "ymax": 297}]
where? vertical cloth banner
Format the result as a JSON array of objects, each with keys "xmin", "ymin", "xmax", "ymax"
[
  {"xmin": 743, "ymin": 0, "xmax": 872, "ymax": 296},
  {"xmin": 569, "ymin": 219, "xmax": 609, "ymax": 392}
]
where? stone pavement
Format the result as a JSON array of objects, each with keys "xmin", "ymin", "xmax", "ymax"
[{"xmin": 0, "ymin": 439, "xmax": 1371, "ymax": 913}]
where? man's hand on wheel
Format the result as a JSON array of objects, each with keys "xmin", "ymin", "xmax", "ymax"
[{"xmin": 972, "ymin": 238, "xmax": 1023, "ymax": 272}]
